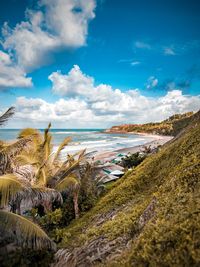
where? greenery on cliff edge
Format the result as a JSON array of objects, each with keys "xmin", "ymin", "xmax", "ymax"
[{"xmin": 54, "ymin": 110, "xmax": 200, "ymax": 266}]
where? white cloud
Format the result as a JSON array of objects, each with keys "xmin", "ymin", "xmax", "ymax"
[
  {"xmin": 6, "ymin": 66, "xmax": 199, "ymax": 128},
  {"xmin": 13, "ymin": 96, "xmax": 124, "ymax": 128},
  {"xmin": 146, "ymin": 76, "xmax": 158, "ymax": 89},
  {"xmin": 2, "ymin": 0, "xmax": 96, "ymax": 71},
  {"xmin": 0, "ymin": 50, "xmax": 32, "ymax": 88},
  {"xmin": 135, "ymin": 41, "xmax": 151, "ymax": 50},
  {"xmin": 164, "ymin": 47, "xmax": 176, "ymax": 56},
  {"xmin": 131, "ymin": 61, "xmax": 140, "ymax": 66},
  {"xmin": 49, "ymin": 65, "xmax": 94, "ymax": 97}
]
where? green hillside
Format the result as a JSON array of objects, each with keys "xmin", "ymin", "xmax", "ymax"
[
  {"xmin": 53, "ymin": 110, "xmax": 200, "ymax": 266},
  {"xmin": 107, "ymin": 111, "xmax": 194, "ymax": 136}
]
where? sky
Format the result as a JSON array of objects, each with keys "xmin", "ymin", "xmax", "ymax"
[{"xmin": 0, "ymin": 0, "xmax": 200, "ymax": 128}]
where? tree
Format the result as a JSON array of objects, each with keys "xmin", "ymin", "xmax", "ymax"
[
  {"xmin": 13, "ymin": 124, "xmax": 89, "ymax": 219},
  {"xmin": 0, "ymin": 210, "xmax": 55, "ymax": 250},
  {"xmin": 0, "ymin": 107, "xmax": 55, "ymax": 250}
]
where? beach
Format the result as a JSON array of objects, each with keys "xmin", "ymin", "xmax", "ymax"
[
  {"xmin": 94, "ymin": 134, "xmax": 173, "ymax": 162},
  {"xmin": 0, "ymin": 129, "xmax": 173, "ymax": 163}
]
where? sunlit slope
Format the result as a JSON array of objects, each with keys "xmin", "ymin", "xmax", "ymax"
[
  {"xmin": 107, "ymin": 111, "xmax": 195, "ymax": 136},
  {"xmin": 54, "ymin": 111, "xmax": 200, "ymax": 267}
]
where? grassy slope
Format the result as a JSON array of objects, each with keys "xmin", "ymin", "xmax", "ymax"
[{"xmin": 54, "ymin": 111, "xmax": 200, "ymax": 266}]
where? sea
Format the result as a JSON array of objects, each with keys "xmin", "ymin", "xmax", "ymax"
[{"xmin": 0, "ymin": 129, "xmax": 155, "ymax": 155}]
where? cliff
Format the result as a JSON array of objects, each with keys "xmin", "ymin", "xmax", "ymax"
[
  {"xmin": 105, "ymin": 111, "xmax": 195, "ymax": 136},
  {"xmin": 53, "ymin": 110, "xmax": 200, "ymax": 266}
]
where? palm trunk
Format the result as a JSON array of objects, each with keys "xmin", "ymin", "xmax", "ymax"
[{"xmin": 73, "ymin": 191, "xmax": 79, "ymax": 219}]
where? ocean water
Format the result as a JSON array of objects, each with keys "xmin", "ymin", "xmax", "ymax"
[{"xmin": 0, "ymin": 129, "xmax": 155, "ymax": 154}]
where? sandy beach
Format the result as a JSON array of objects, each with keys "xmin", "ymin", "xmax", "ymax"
[{"xmin": 94, "ymin": 135, "xmax": 173, "ymax": 162}]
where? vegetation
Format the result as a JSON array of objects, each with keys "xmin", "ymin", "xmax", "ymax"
[
  {"xmin": 0, "ymin": 107, "xmax": 97, "ymax": 265},
  {"xmin": 121, "ymin": 152, "xmax": 147, "ymax": 169},
  {"xmin": 1, "ymin": 107, "xmax": 200, "ymax": 266},
  {"xmin": 107, "ymin": 111, "xmax": 194, "ymax": 136},
  {"xmin": 0, "ymin": 107, "xmax": 15, "ymax": 127},
  {"xmin": 0, "ymin": 108, "xmax": 56, "ymax": 265},
  {"xmin": 51, "ymin": 110, "xmax": 200, "ymax": 266}
]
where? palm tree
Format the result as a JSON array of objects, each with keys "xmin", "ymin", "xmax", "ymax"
[
  {"xmin": 0, "ymin": 107, "xmax": 56, "ymax": 250},
  {"xmin": 0, "ymin": 116, "xmax": 92, "ymax": 219},
  {"xmin": 0, "ymin": 107, "xmax": 32, "ymax": 175},
  {"xmin": 0, "ymin": 137, "xmax": 32, "ymax": 175},
  {"xmin": 55, "ymin": 173, "xmax": 81, "ymax": 219},
  {"xmin": 13, "ymin": 124, "xmax": 88, "ymax": 218},
  {"xmin": 0, "ymin": 174, "xmax": 55, "ymax": 250},
  {"xmin": 0, "ymin": 210, "xmax": 55, "ymax": 250}
]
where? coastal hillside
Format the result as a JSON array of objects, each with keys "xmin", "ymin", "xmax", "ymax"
[
  {"xmin": 105, "ymin": 111, "xmax": 194, "ymax": 136},
  {"xmin": 53, "ymin": 110, "xmax": 200, "ymax": 266}
]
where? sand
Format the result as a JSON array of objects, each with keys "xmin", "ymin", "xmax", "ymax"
[{"xmin": 94, "ymin": 135, "xmax": 173, "ymax": 162}]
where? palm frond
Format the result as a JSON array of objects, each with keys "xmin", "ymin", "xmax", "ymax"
[
  {"xmin": 0, "ymin": 174, "xmax": 24, "ymax": 206},
  {"xmin": 0, "ymin": 107, "xmax": 15, "ymax": 126},
  {"xmin": 0, "ymin": 210, "xmax": 56, "ymax": 250},
  {"xmin": 37, "ymin": 123, "xmax": 52, "ymax": 163},
  {"xmin": 14, "ymin": 165, "xmax": 35, "ymax": 184},
  {"xmin": 18, "ymin": 128, "xmax": 41, "ymax": 139},
  {"xmin": 35, "ymin": 164, "xmax": 46, "ymax": 186},
  {"xmin": 31, "ymin": 186, "xmax": 63, "ymax": 205},
  {"xmin": 15, "ymin": 154, "xmax": 38, "ymax": 166},
  {"xmin": 43, "ymin": 123, "xmax": 51, "ymax": 149},
  {"xmin": 3, "ymin": 137, "xmax": 32, "ymax": 158},
  {"xmin": 48, "ymin": 153, "xmax": 84, "ymax": 187},
  {"xmin": 55, "ymin": 174, "xmax": 80, "ymax": 192},
  {"xmin": 78, "ymin": 148, "xmax": 86, "ymax": 160},
  {"xmin": 52, "ymin": 136, "xmax": 71, "ymax": 165}
]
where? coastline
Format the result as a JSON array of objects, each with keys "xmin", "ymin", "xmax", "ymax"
[
  {"xmin": 94, "ymin": 135, "xmax": 173, "ymax": 162},
  {"xmin": 104, "ymin": 129, "xmax": 172, "ymax": 138}
]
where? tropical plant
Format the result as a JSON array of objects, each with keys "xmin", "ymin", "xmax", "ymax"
[
  {"xmin": 56, "ymin": 174, "xmax": 80, "ymax": 218},
  {"xmin": 0, "ymin": 210, "xmax": 55, "ymax": 250},
  {"xmin": 0, "ymin": 107, "xmax": 56, "ymax": 251},
  {"xmin": 0, "ymin": 106, "xmax": 15, "ymax": 126},
  {"xmin": 122, "ymin": 152, "xmax": 146, "ymax": 168},
  {"xmin": 12, "ymin": 123, "xmax": 90, "ymax": 219},
  {"xmin": 0, "ymin": 173, "xmax": 55, "ymax": 250},
  {"xmin": 0, "ymin": 137, "xmax": 32, "ymax": 175}
]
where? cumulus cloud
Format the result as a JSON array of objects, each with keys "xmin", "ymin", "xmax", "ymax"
[
  {"xmin": 13, "ymin": 96, "xmax": 124, "ymax": 128},
  {"xmin": 2, "ymin": 0, "xmax": 96, "ymax": 71},
  {"xmin": 0, "ymin": 50, "xmax": 32, "ymax": 88},
  {"xmin": 49, "ymin": 65, "xmax": 94, "ymax": 97},
  {"xmin": 7, "ymin": 65, "xmax": 199, "ymax": 128}
]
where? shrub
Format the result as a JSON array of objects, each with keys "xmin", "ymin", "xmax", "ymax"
[{"xmin": 122, "ymin": 152, "xmax": 146, "ymax": 168}]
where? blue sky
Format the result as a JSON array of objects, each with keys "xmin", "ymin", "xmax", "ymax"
[{"xmin": 0, "ymin": 0, "xmax": 200, "ymax": 128}]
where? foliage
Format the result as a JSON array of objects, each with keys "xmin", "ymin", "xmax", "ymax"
[
  {"xmin": 121, "ymin": 152, "xmax": 146, "ymax": 168},
  {"xmin": 108, "ymin": 111, "xmax": 194, "ymax": 136},
  {"xmin": 0, "ymin": 174, "xmax": 24, "ymax": 206},
  {"xmin": 0, "ymin": 248, "xmax": 54, "ymax": 267},
  {"xmin": 0, "ymin": 107, "xmax": 57, "ymax": 254},
  {"xmin": 40, "ymin": 208, "xmax": 63, "ymax": 229},
  {"xmin": 53, "ymin": 111, "xmax": 200, "ymax": 266},
  {"xmin": 0, "ymin": 210, "xmax": 55, "ymax": 250},
  {"xmin": 11, "ymin": 124, "xmax": 92, "ymax": 219},
  {"xmin": 0, "ymin": 107, "xmax": 15, "ymax": 127}
]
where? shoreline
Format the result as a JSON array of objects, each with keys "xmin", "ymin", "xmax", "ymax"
[
  {"xmin": 104, "ymin": 129, "xmax": 172, "ymax": 138},
  {"xmin": 93, "ymin": 135, "xmax": 173, "ymax": 162}
]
